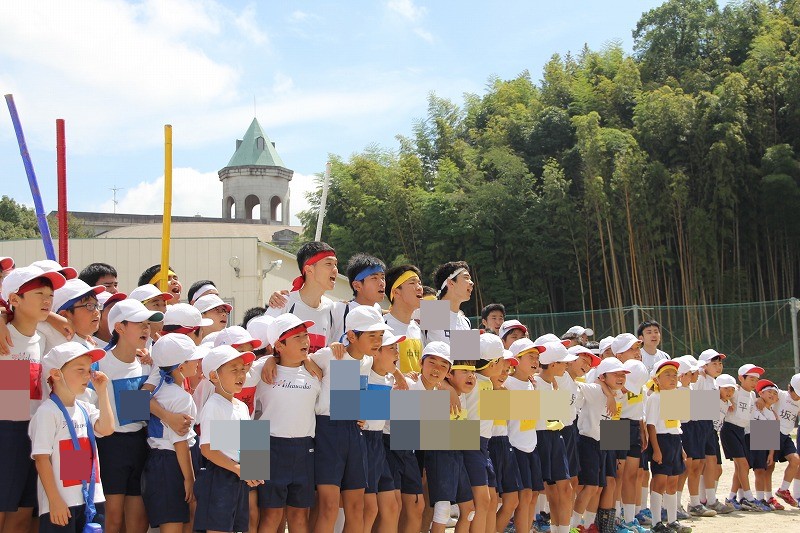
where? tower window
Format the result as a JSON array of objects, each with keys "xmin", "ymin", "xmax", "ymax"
[{"xmin": 256, "ymin": 137, "xmax": 265, "ymax": 150}]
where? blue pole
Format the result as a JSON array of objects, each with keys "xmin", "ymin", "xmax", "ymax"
[{"xmin": 4, "ymin": 94, "xmax": 56, "ymax": 260}]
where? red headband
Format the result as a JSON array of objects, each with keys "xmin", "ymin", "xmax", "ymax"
[
  {"xmin": 291, "ymin": 251, "xmax": 336, "ymax": 292},
  {"xmin": 17, "ymin": 277, "xmax": 51, "ymax": 295}
]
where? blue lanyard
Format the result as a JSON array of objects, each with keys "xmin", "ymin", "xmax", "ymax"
[{"xmin": 49, "ymin": 393, "xmax": 97, "ymax": 525}]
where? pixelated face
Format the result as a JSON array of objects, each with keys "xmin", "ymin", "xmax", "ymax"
[
  {"xmin": 96, "ymin": 274, "xmax": 118, "ymax": 294},
  {"xmin": 63, "ymin": 294, "xmax": 101, "ymax": 337},
  {"xmin": 56, "ymin": 354, "xmax": 93, "ymax": 394},
  {"xmin": 601, "ymin": 370, "xmax": 627, "ymax": 390},
  {"xmin": 11, "ymin": 285, "xmax": 54, "ymax": 322},
  {"xmin": 655, "ymin": 367, "xmax": 678, "ymax": 390},
  {"xmin": 482, "ymin": 310, "xmax": 505, "ymax": 334},
  {"xmin": 704, "ymin": 358, "xmax": 723, "ymax": 377},
  {"xmin": 639, "ymin": 325, "xmax": 661, "ymax": 346},
  {"xmin": 116, "ymin": 320, "xmax": 151, "ymax": 350},
  {"xmin": 421, "ymin": 355, "xmax": 450, "ymax": 386},
  {"xmin": 348, "ymin": 329, "xmax": 384, "ymax": 357},
  {"xmin": 719, "ymin": 386, "xmax": 736, "ymax": 402},
  {"xmin": 448, "ymin": 368, "xmax": 476, "ymax": 394},
  {"xmin": 307, "ymin": 257, "xmax": 339, "ymax": 290},
  {"xmin": 353, "ymin": 272, "xmax": 386, "ymax": 305},
  {"xmin": 213, "ymin": 357, "xmax": 249, "ymax": 394},
  {"xmin": 738, "ymin": 374, "xmax": 759, "ymax": 391},
  {"xmin": 393, "ymin": 275, "xmax": 423, "ymax": 309},
  {"xmin": 503, "ymin": 328, "xmax": 526, "ymax": 348}
]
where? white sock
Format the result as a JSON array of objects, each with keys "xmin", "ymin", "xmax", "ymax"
[
  {"xmin": 676, "ymin": 490, "xmax": 682, "ymax": 507},
  {"xmin": 743, "ymin": 490, "xmax": 754, "ymax": 500},
  {"xmin": 615, "ymin": 500, "xmax": 621, "ymax": 515},
  {"xmin": 650, "ymin": 492, "xmax": 663, "ymax": 523},
  {"xmin": 585, "ymin": 511, "xmax": 596, "ymax": 524},
  {"xmin": 766, "ymin": 490, "xmax": 773, "ymax": 499},
  {"xmin": 707, "ymin": 486, "xmax": 718, "ymax": 505},
  {"xmin": 689, "ymin": 495, "xmax": 700, "ymax": 506},
  {"xmin": 537, "ymin": 494, "xmax": 547, "ymax": 515},
  {"xmin": 544, "ymin": 498, "xmax": 550, "ymax": 513},
  {"xmin": 781, "ymin": 480, "xmax": 790, "ymax": 491},
  {"xmin": 641, "ymin": 487, "xmax": 649, "ymax": 509},
  {"xmin": 623, "ymin": 503, "xmax": 635, "ymax": 522},
  {"xmin": 571, "ymin": 511, "xmax": 583, "ymax": 528},
  {"xmin": 699, "ymin": 475, "xmax": 706, "ymax": 500},
  {"xmin": 794, "ymin": 478, "xmax": 800, "ymax": 498},
  {"xmin": 334, "ymin": 507, "xmax": 345, "ymax": 533},
  {"xmin": 729, "ymin": 491, "xmax": 737, "ymax": 501},
  {"xmin": 665, "ymin": 493, "xmax": 677, "ymax": 523},
  {"xmin": 755, "ymin": 491, "xmax": 763, "ymax": 500},
  {"xmin": 737, "ymin": 489, "xmax": 745, "ymax": 500}
]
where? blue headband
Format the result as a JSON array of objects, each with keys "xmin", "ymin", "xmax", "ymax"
[{"xmin": 353, "ymin": 265, "xmax": 384, "ymax": 283}]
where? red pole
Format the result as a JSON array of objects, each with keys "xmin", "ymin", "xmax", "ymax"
[{"xmin": 56, "ymin": 119, "xmax": 68, "ymax": 266}]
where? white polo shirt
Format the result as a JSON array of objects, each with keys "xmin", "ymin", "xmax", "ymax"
[{"xmin": 254, "ymin": 365, "xmax": 321, "ymax": 438}]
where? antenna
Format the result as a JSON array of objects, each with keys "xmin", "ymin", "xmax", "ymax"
[
  {"xmin": 253, "ymin": 95, "xmax": 257, "ymax": 117},
  {"xmin": 109, "ymin": 186, "xmax": 124, "ymax": 214}
]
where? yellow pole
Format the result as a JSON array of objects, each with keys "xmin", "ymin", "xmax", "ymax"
[{"xmin": 159, "ymin": 124, "xmax": 173, "ymax": 293}]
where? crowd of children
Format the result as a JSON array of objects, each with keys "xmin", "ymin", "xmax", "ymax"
[{"xmin": 0, "ymin": 244, "xmax": 799, "ymax": 533}]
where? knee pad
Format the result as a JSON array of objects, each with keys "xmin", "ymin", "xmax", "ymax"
[{"xmin": 433, "ymin": 501, "xmax": 451, "ymax": 524}]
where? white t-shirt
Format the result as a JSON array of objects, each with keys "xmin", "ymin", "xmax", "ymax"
[
  {"xmin": 532, "ymin": 374, "xmax": 560, "ymax": 431},
  {"xmin": 363, "ymin": 370, "xmax": 394, "ymax": 432},
  {"xmin": 197, "ymin": 393, "xmax": 250, "ymax": 463},
  {"xmin": 2, "ymin": 324, "xmax": 45, "ymax": 418},
  {"xmin": 715, "ymin": 399, "xmax": 730, "ymax": 432},
  {"xmin": 504, "ymin": 376, "xmax": 537, "ymax": 452},
  {"xmin": 384, "ymin": 313, "xmax": 423, "ymax": 374},
  {"xmin": 254, "ymin": 365, "xmax": 320, "ymax": 438},
  {"xmin": 555, "ymin": 373, "xmax": 579, "ymax": 424},
  {"xmin": 776, "ymin": 390, "xmax": 800, "ymax": 435},
  {"xmin": 91, "ymin": 349, "xmax": 157, "ymax": 433},
  {"xmin": 724, "ymin": 387, "xmax": 755, "ymax": 430},
  {"xmin": 640, "ymin": 347, "xmax": 670, "ymax": 373},
  {"xmin": 645, "ymin": 391, "xmax": 682, "ymax": 435},
  {"xmin": 148, "ymin": 381, "xmax": 197, "ymax": 451},
  {"xmin": 38, "ymin": 321, "xmax": 69, "ymax": 354},
  {"xmin": 753, "ymin": 405, "xmax": 777, "ymax": 422},
  {"xmin": 309, "ymin": 347, "xmax": 373, "ymax": 416},
  {"xmin": 464, "ymin": 374, "xmax": 495, "ymax": 438},
  {"xmin": 423, "ymin": 310, "xmax": 471, "ymax": 345},
  {"xmin": 265, "ymin": 292, "xmax": 335, "ymax": 353},
  {"xmin": 620, "ymin": 380, "xmax": 648, "ymax": 421},
  {"xmin": 29, "ymin": 398, "xmax": 105, "ymax": 516},
  {"xmin": 577, "ymin": 382, "xmax": 621, "ymax": 441},
  {"xmin": 693, "ymin": 373, "xmax": 718, "ymax": 392},
  {"xmin": 331, "ymin": 301, "xmax": 382, "ymax": 346},
  {"xmin": 192, "ymin": 358, "xmax": 267, "ymax": 417}
]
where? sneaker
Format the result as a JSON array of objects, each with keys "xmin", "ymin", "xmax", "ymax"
[
  {"xmin": 757, "ymin": 498, "xmax": 774, "ymax": 511},
  {"xmin": 767, "ymin": 496, "xmax": 785, "ymax": 510},
  {"xmin": 661, "ymin": 508, "xmax": 667, "ymax": 522},
  {"xmin": 651, "ymin": 523, "xmax": 671, "ymax": 533},
  {"xmin": 687, "ymin": 503, "xmax": 717, "ymax": 517},
  {"xmin": 504, "ymin": 523, "xmax": 516, "ymax": 533},
  {"xmin": 533, "ymin": 516, "xmax": 551, "ymax": 533},
  {"xmin": 724, "ymin": 497, "xmax": 742, "ymax": 511},
  {"xmin": 622, "ymin": 520, "xmax": 649, "ymax": 533},
  {"xmin": 540, "ymin": 511, "xmax": 551, "ymax": 524},
  {"xmin": 635, "ymin": 510, "xmax": 652, "ymax": 526},
  {"xmin": 776, "ymin": 489, "xmax": 799, "ymax": 507},
  {"xmin": 676, "ymin": 505, "xmax": 690, "ymax": 520},
  {"xmin": 667, "ymin": 521, "xmax": 692, "ymax": 533},
  {"xmin": 699, "ymin": 498, "xmax": 707, "ymax": 506},
  {"xmin": 615, "ymin": 523, "xmax": 635, "ymax": 533},
  {"xmin": 706, "ymin": 500, "xmax": 735, "ymax": 514},
  {"xmin": 738, "ymin": 498, "xmax": 762, "ymax": 512}
]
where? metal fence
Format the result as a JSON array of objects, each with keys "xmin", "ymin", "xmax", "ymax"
[{"xmin": 473, "ymin": 298, "xmax": 800, "ymax": 387}]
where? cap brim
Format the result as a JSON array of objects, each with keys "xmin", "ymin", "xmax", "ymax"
[
  {"xmin": 234, "ymin": 339, "xmax": 262, "ymax": 349},
  {"xmin": 382, "ymin": 334, "xmax": 406, "ymax": 346},
  {"xmin": 106, "ymin": 292, "xmax": 127, "ymax": 305},
  {"xmin": 240, "ymin": 351, "xmax": 256, "ymax": 365},
  {"xmin": 60, "ymin": 267, "xmax": 78, "ymax": 280},
  {"xmin": 41, "ymin": 271, "xmax": 67, "ymax": 291},
  {"xmin": 562, "ymin": 354, "xmax": 579, "ymax": 362}
]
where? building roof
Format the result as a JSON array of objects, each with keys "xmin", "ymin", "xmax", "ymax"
[
  {"xmin": 225, "ymin": 118, "xmax": 287, "ymax": 168},
  {"xmin": 97, "ymin": 221, "xmax": 302, "ymax": 241}
]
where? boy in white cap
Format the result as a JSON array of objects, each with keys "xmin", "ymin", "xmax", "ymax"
[
  {"xmin": 499, "ymin": 320, "xmax": 528, "ymax": 348},
  {"xmin": 561, "ymin": 325, "xmax": 593, "ymax": 347},
  {"xmin": 192, "ymin": 294, "xmax": 232, "ymax": 339},
  {"xmin": 142, "ymin": 334, "xmax": 200, "ymax": 532},
  {"xmin": 194, "ymin": 345, "xmax": 262, "ymax": 532},
  {"xmin": 712, "ymin": 375, "xmax": 737, "ymax": 509},
  {"xmin": 128, "ymin": 284, "xmax": 174, "ymax": 344},
  {"xmin": 161, "ymin": 302, "xmax": 213, "ymax": 345},
  {"xmin": 424, "ymin": 261, "xmax": 473, "ymax": 345},
  {"xmin": 40, "ymin": 279, "xmax": 105, "ymax": 352},
  {"xmin": 751, "ymin": 379, "xmax": 783, "ymax": 510},
  {"xmin": 92, "ymin": 291, "xmax": 126, "ymax": 348},
  {"xmin": 0, "ymin": 265, "xmax": 66, "ymax": 532}
]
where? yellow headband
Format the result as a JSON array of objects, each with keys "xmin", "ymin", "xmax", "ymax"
[
  {"xmin": 655, "ymin": 364, "xmax": 678, "ymax": 379},
  {"xmin": 149, "ymin": 269, "xmax": 177, "ymax": 286},
  {"xmin": 451, "ymin": 364, "xmax": 476, "ymax": 371},
  {"xmin": 516, "ymin": 347, "xmax": 540, "ymax": 358},
  {"xmin": 422, "ymin": 295, "xmax": 437, "ymax": 301},
  {"xmin": 389, "ymin": 271, "xmax": 420, "ymax": 301}
]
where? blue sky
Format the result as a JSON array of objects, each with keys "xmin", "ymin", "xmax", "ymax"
[{"xmin": 0, "ymin": 0, "xmax": 670, "ymax": 225}]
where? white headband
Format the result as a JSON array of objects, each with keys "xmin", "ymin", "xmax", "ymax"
[
  {"xmin": 436, "ymin": 267, "xmax": 467, "ymax": 297},
  {"xmin": 192, "ymin": 284, "xmax": 216, "ymax": 303}
]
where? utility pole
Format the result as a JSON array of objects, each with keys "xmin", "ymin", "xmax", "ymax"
[{"xmin": 110, "ymin": 186, "xmax": 124, "ymax": 214}]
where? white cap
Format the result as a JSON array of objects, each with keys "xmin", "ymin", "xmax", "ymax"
[
  {"xmin": 738, "ymin": 364, "xmax": 764, "ymax": 377},
  {"xmin": 538, "ymin": 341, "xmax": 578, "ymax": 365},
  {"xmin": 611, "ymin": 333, "xmax": 641, "ymax": 355},
  {"xmin": 0, "ymin": 257, "xmax": 14, "ymax": 271},
  {"xmin": 499, "ymin": 320, "xmax": 527, "ymax": 339},
  {"xmin": 381, "ymin": 329, "xmax": 406, "ymax": 346},
  {"xmin": 1, "ymin": 265, "xmax": 66, "ymax": 301},
  {"xmin": 421, "ymin": 341, "xmax": 453, "ymax": 366},
  {"xmin": 599, "ymin": 336, "xmax": 615, "ymax": 354},
  {"xmin": 651, "ymin": 359, "xmax": 680, "ymax": 377},
  {"xmin": 107, "ymin": 299, "xmax": 164, "ymax": 332},
  {"xmin": 509, "ymin": 338, "xmax": 538, "ymax": 358},
  {"xmin": 568, "ymin": 345, "xmax": 601, "ymax": 367},
  {"xmin": 189, "ymin": 344, "xmax": 210, "ymax": 362},
  {"xmin": 623, "ymin": 360, "xmax": 649, "ymax": 391},
  {"xmin": 97, "ymin": 291, "xmax": 126, "ymax": 307},
  {"xmin": 699, "ymin": 348, "xmax": 726, "ymax": 362},
  {"xmin": 674, "ymin": 355, "xmax": 700, "ymax": 375},
  {"xmin": 716, "ymin": 374, "xmax": 737, "ymax": 388},
  {"xmin": 501, "ymin": 349, "xmax": 518, "ymax": 366},
  {"xmin": 31, "ymin": 259, "xmax": 77, "ymax": 280},
  {"xmin": 128, "ymin": 284, "xmax": 173, "ymax": 303},
  {"xmin": 202, "ymin": 344, "xmax": 255, "ymax": 377},
  {"xmin": 790, "ymin": 373, "xmax": 800, "ymax": 394},
  {"xmin": 565, "ymin": 325, "xmax": 594, "ymax": 337},
  {"xmin": 164, "ymin": 303, "xmax": 213, "ymax": 328},
  {"xmin": 42, "ymin": 341, "xmax": 105, "ymax": 385},
  {"xmin": 193, "ymin": 294, "xmax": 232, "ymax": 314},
  {"xmin": 213, "ymin": 326, "xmax": 262, "ymax": 349},
  {"xmin": 345, "ymin": 305, "xmax": 391, "ymax": 333},
  {"xmin": 53, "ymin": 279, "xmax": 104, "ymax": 312},
  {"xmin": 480, "ymin": 333, "xmax": 505, "ymax": 360},
  {"xmin": 533, "ymin": 333, "xmax": 562, "ymax": 346},
  {"xmin": 201, "ymin": 331, "xmax": 220, "ymax": 346},
  {"xmin": 596, "ymin": 357, "xmax": 629, "ymax": 376},
  {"xmin": 151, "ymin": 334, "xmax": 197, "ymax": 367},
  {"xmin": 246, "ymin": 315, "xmax": 274, "ymax": 348},
  {"xmin": 266, "ymin": 313, "xmax": 315, "ymax": 347}
]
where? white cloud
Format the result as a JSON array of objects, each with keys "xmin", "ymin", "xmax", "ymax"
[
  {"xmin": 272, "ymin": 73, "xmax": 294, "ymax": 94},
  {"xmin": 386, "ymin": 0, "xmax": 426, "ymax": 22},
  {"xmin": 233, "ymin": 3, "xmax": 269, "ymax": 45},
  {"xmin": 289, "ymin": 10, "xmax": 312, "ymax": 23},
  {"xmin": 414, "ymin": 28, "xmax": 434, "ymax": 43}
]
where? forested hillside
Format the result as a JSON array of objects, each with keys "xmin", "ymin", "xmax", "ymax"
[{"xmin": 299, "ymin": 0, "xmax": 800, "ymax": 317}]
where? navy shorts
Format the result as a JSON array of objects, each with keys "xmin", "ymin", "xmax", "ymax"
[
  {"xmin": 513, "ymin": 447, "xmax": 544, "ymax": 491},
  {"xmin": 535, "ymin": 430, "xmax": 570, "ymax": 484},
  {"xmin": 425, "ymin": 450, "xmax": 472, "ymax": 505},
  {"xmin": 462, "ymin": 437, "xmax": 496, "ymax": 488},
  {"xmin": 577, "ymin": 435, "xmax": 605, "ymax": 487},
  {"xmin": 364, "ymin": 431, "xmax": 394, "ymax": 494},
  {"xmin": 775, "ymin": 433, "xmax": 798, "ymax": 462},
  {"xmin": 0, "ymin": 420, "xmax": 37, "ymax": 511},
  {"xmin": 488, "ymin": 436, "xmax": 522, "ymax": 494},
  {"xmin": 604, "ymin": 446, "xmax": 618, "ymax": 480},
  {"xmin": 383, "ymin": 435, "xmax": 423, "ymax": 495},
  {"xmin": 720, "ymin": 422, "xmax": 749, "ymax": 462},
  {"xmin": 750, "ymin": 448, "xmax": 771, "ymax": 470},
  {"xmin": 39, "ymin": 501, "xmax": 105, "ymax": 532},
  {"xmin": 141, "ymin": 449, "xmax": 189, "ymax": 527},
  {"xmin": 624, "ymin": 418, "xmax": 643, "ymax": 459},
  {"xmin": 681, "ymin": 420, "xmax": 705, "ymax": 460},
  {"xmin": 650, "ymin": 433, "xmax": 685, "ymax": 476},
  {"xmin": 713, "ymin": 430, "xmax": 722, "ymax": 464},
  {"xmin": 314, "ymin": 415, "xmax": 367, "ymax": 490},
  {"xmin": 257, "ymin": 436, "xmax": 315, "ymax": 508},
  {"xmin": 96, "ymin": 428, "xmax": 149, "ymax": 496},
  {"xmin": 560, "ymin": 424, "xmax": 580, "ymax": 477},
  {"xmin": 190, "ymin": 427, "xmax": 205, "ymax": 472},
  {"xmin": 640, "ymin": 446, "xmax": 651, "ymax": 472},
  {"xmin": 193, "ymin": 462, "xmax": 249, "ymax": 532},
  {"xmin": 696, "ymin": 420, "xmax": 717, "ymax": 456}
]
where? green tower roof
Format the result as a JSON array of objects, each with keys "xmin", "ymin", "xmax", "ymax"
[{"xmin": 226, "ymin": 118, "xmax": 286, "ymax": 168}]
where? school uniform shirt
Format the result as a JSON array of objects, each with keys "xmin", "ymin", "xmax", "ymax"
[
  {"xmin": 309, "ymin": 347, "xmax": 373, "ymax": 416},
  {"xmin": 384, "ymin": 313, "xmax": 423, "ymax": 374},
  {"xmin": 254, "ymin": 365, "xmax": 321, "ymax": 438},
  {"xmin": 37, "ymin": 321, "xmax": 69, "ymax": 354},
  {"xmin": 148, "ymin": 381, "xmax": 197, "ymax": 450},
  {"xmin": 714, "ymin": 399, "xmax": 730, "ymax": 432},
  {"xmin": 644, "ymin": 392, "xmax": 682, "ymax": 435},
  {"xmin": 640, "ymin": 347, "xmax": 670, "ymax": 373},
  {"xmin": 362, "ymin": 370, "xmax": 395, "ymax": 432},
  {"xmin": 464, "ymin": 374, "xmax": 495, "ymax": 438},
  {"xmin": 28, "ymin": 398, "xmax": 105, "ymax": 516},
  {"xmin": 724, "ymin": 387, "xmax": 755, "ymax": 431},
  {"xmin": 492, "ymin": 419, "xmax": 508, "ymax": 436},
  {"xmin": 192, "ymin": 358, "xmax": 267, "ymax": 415},
  {"xmin": 620, "ymin": 380, "xmax": 648, "ymax": 422},
  {"xmin": 197, "ymin": 393, "xmax": 250, "ymax": 463},
  {"xmin": 91, "ymin": 349, "xmax": 157, "ymax": 433},
  {"xmin": 752, "ymin": 405, "xmax": 777, "ymax": 422},
  {"xmin": 504, "ymin": 376, "xmax": 537, "ymax": 452},
  {"xmin": 776, "ymin": 390, "xmax": 800, "ymax": 436},
  {"xmin": 423, "ymin": 310, "xmax": 471, "ymax": 345},
  {"xmin": 265, "ymin": 292, "xmax": 335, "ymax": 353},
  {"xmin": 577, "ymin": 383, "xmax": 622, "ymax": 441},
  {"xmin": 331, "ymin": 301, "xmax": 382, "ymax": 347},
  {"xmin": 555, "ymin": 373, "xmax": 579, "ymax": 424},
  {"xmin": 2, "ymin": 324, "xmax": 45, "ymax": 418},
  {"xmin": 693, "ymin": 373, "xmax": 718, "ymax": 392}
]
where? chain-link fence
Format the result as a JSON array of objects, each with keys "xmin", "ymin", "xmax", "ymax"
[{"xmin": 473, "ymin": 298, "xmax": 800, "ymax": 387}]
